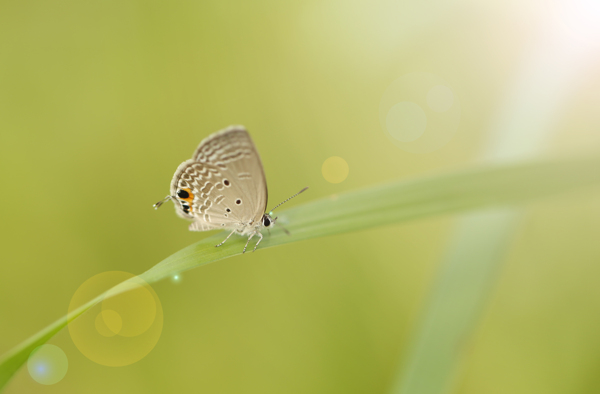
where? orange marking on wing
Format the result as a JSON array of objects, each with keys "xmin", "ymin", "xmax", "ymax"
[
  {"xmin": 180, "ymin": 188, "xmax": 195, "ymax": 202},
  {"xmin": 180, "ymin": 188, "xmax": 195, "ymax": 214}
]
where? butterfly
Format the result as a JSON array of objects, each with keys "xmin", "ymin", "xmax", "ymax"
[{"xmin": 153, "ymin": 125, "xmax": 307, "ymax": 253}]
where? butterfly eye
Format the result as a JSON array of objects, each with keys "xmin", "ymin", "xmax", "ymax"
[{"xmin": 263, "ymin": 216, "xmax": 271, "ymax": 227}]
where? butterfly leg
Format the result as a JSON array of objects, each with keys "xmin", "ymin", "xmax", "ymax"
[
  {"xmin": 252, "ymin": 232, "xmax": 264, "ymax": 252},
  {"xmin": 243, "ymin": 232, "xmax": 256, "ymax": 254},
  {"xmin": 215, "ymin": 229, "xmax": 237, "ymax": 248}
]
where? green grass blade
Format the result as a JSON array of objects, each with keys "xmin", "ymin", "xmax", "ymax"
[
  {"xmin": 2, "ymin": 155, "xmax": 600, "ymax": 391},
  {"xmin": 392, "ymin": 209, "xmax": 519, "ymax": 394}
]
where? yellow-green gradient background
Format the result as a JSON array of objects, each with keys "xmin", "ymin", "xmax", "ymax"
[{"xmin": 1, "ymin": 0, "xmax": 600, "ymax": 393}]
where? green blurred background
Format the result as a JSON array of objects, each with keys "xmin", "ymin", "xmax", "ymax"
[{"xmin": 1, "ymin": 0, "xmax": 600, "ymax": 393}]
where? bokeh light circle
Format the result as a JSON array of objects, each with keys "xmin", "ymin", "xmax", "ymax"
[
  {"xmin": 68, "ymin": 271, "xmax": 163, "ymax": 367},
  {"xmin": 95, "ymin": 310, "xmax": 122, "ymax": 337},
  {"xmin": 322, "ymin": 156, "xmax": 349, "ymax": 183},
  {"xmin": 27, "ymin": 344, "xmax": 68, "ymax": 385},
  {"xmin": 426, "ymin": 85, "xmax": 455, "ymax": 112},
  {"xmin": 379, "ymin": 72, "xmax": 461, "ymax": 153},
  {"xmin": 385, "ymin": 101, "xmax": 427, "ymax": 142}
]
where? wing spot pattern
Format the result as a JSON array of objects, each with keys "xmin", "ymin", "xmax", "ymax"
[
  {"xmin": 179, "ymin": 128, "xmax": 267, "ymax": 227},
  {"xmin": 200, "ymin": 182, "xmax": 214, "ymax": 195}
]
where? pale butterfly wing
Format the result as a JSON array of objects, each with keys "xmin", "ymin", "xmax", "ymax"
[
  {"xmin": 169, "ymin": 126, "xmax": 268, "ymax": 232},
  {"xmin": 169, "ymin": 159, "xmax": 232, "ymax": 231}
]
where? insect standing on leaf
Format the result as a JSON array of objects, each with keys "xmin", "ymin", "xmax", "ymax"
[{"xmin": 153, "ymin": 125, "xmax": 308, "ymax": 253}]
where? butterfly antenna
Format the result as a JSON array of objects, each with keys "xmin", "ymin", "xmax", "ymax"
[
  {"xmin": 153, "ymin": 195, "xmax": 173, "ymax": 210},
  {"xmin": 268, "ymin": 187, "xmax": 308, "ymax": 214},
  {"xmin": 275, "ymin": 220, "xmax": 291, "ymax": 236}
]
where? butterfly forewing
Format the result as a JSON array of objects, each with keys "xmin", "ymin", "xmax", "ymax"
[{"xmin": 169, "ymin": 126, "xmax": 268, "ymax": 231}]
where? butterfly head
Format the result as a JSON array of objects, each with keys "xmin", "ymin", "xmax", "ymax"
[{"xmin": 262, "ymin": 212, "xmax": 276, "ymax": 228}]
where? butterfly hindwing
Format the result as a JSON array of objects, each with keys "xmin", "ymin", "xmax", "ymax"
[{"xmin": 170, "ymin": 126, "xmax": 268, "ymax": 231}]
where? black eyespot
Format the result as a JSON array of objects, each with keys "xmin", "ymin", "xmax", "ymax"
[
  {"xmin": 263, "ymin": 217, "xmax": 271, "ymax": 226},
  {"xmin": 235, "ymin": 199, "xmax": 241, "ymax": 205},
  {"xmin": 223, "ymin": 179, "xmax": 230, "ymax": 186},
  {"xmin": 226, "ymin": 208, "xmax": 231, "ymax": 212},
  {"xmin": 177, "ymin": 189, "xmax": 189, "ymax": 199}
]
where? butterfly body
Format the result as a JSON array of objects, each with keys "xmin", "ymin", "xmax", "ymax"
[{"xmin": 154, "ymin": 125, "xmax": 306, "ymax": 253}]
